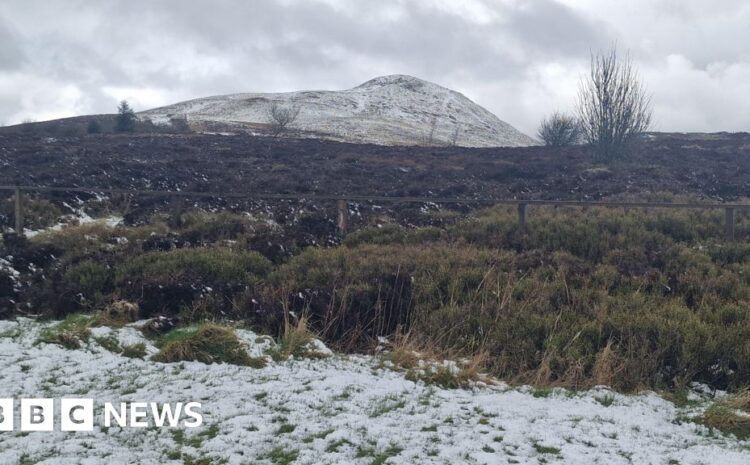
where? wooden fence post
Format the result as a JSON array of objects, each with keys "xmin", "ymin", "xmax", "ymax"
[
  {"xmin": 725, "ymin": 207, "xmax": 736, "ymax": 242},
  {"xmin": 518, "ymin": 203, "xmax": 527, "ymax": 232},
  {"xmin": 169, "ymin": 196, "xmax": 185, "ymax": 228},
  {"xmin": 14, "ymin": 188, "xmax": 23, "ymax": 234},
  {"xmin": 337, "ymin": 199, "xmax": 349, "ymax": 234}
]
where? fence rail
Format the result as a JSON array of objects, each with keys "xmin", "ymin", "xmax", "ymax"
[{"xmin": 1, "ymin": 185, "xmax": 748, "ymax": 240}]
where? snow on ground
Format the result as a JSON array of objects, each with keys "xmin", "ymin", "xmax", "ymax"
[
  {"xmin": 139, "ymin": 74, "xmax": 538, "ymax": 148},
  {"xmin": 0, "ymin": 258, "xmax": 20, "ymax": 292},
  {"xmin": 0, "ymin": 318, "xmax": 749, "ymax": 465},
  {"xmin": 23, "ymin": 214, "xmax": 123, "ymax": 238}
]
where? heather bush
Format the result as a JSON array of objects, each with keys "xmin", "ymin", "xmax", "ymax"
[
  {"xmin": 537, "ymin": 112, "xmax": 581, "ymax": 146},
  {"xmin": 5, "ymin": 203, "xmax": 750, "ymax": 392},
  {"xmin": 266, "ymin": 202, "xmax": 750, "ymax": 391},
  {"xmin": 115, "ymin": 247, "xmax": 271, "ymax": 316}
]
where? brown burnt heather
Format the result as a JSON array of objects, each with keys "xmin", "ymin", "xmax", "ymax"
[{"xmin": 0, "ymin": 130, "xmax": 748, "ymax": 217}]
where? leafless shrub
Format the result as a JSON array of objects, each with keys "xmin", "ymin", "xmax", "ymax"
[
  {"xmin": 266, "ymin": 101, "xmax": 300, "ymax": 136},
  {"xmin": 577, "ymin": 46, "xmax": 652, "ymax": 161},
  {"xmin": 538, "ymin": 112, "xmax": 581, "ymax": 147}
]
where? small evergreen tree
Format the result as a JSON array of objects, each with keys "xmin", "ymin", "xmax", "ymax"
[
  {"xmin": 115, "ymin": 100, "xmax": 136, "ymax": 133},
  {"xmin": 86, "ymin": 120, "xmax": 101, "ymax": 134}
]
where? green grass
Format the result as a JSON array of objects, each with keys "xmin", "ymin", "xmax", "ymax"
[
  {"xmin": 276, "ymin": 423, "xmax": 296, "ymax": 434},
  {"xmin": 171, "ymin": 424, "xmax": 220, "ymax": 449},
  {"xmin": 325, "ymin": 438, "xmax": 352, "ymax": 453},
  {"xmin": 662, "ymin": 389, "xmax": 700, "ymax": 408},
  {"xmin": 121, "ymin": 343, "xmax": 147, "ymax": 359},
  {"xmin": 370, "ymin": 446, "xmax": 403, "ymax": 465},
  {"xmin": 182, "ymin": 455, "xmax": 226, "ymax": 465},
  {"xmin": 153, "ymin": 324, "xmax": 266, "ymax": 367},
  {"xmin": 302, "ymin": 428, "xmax": 334, "ymax": 443},
  {"xmin": 116, "ymin": 247, "xmax": 270, "ymax": 286},
  {"xmin": 369, "ymin": 397, "xmax": 406, "ymax": 418},
  {"xmin": 260, "ymin": 447, "xmax": 299, "ymax": 465},
  {"xmin": 532, "ymin": 388, "xmax": 553, "ymax": 398},
  {"xmin": 94, "ymin": 335, "xmax": 121, "ymax": 353},
  {"xmin": 533, "ymin": 443, "xmax": 562, "ymax": 455},
  {"xmin": 37, "ymin": 314, "xmax": 92, "ymax": 349},
  {"xmin": 595, "ymin": 394, "xmax": 616, "ymax": 407}
]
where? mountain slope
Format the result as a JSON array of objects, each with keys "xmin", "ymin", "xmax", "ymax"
[{"xmin": 139, "ymin": 74, "xmax": 537, "ymax": 147}]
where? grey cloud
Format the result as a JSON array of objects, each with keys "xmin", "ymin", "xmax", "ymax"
[
  {"xmin": 504, "ymin": 0, "xmax": 610, "ymax": 57},
  {"xmin": 0, "ymin": 0, "xmax": 747, "ymax": 133},
  {"xmin": 127, "ymin": 0, "xmax": 603, "ymax": 78},
  {"xmin": 1, "ymin": 0, "xmax": 607, "ymax": 125},
  {"xmin": 0, "ymin": 18, "xmax": 24, "ymax": 70}
]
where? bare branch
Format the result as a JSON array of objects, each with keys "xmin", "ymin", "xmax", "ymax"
[
  {"xmin": 538, "ymin": 112, "xmax": 582, "ymax": 147},
  {"xmin": 266, "ymin": 102, "xmax": 300, "ymax": 136},
  {"xmin": 576, "ymin": 45, "xmax": 652, "ymax": 161}
]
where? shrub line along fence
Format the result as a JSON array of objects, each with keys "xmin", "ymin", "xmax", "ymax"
[{"xmin": 1, "ymin": 185, "xmax": 748, "ymax": 241}]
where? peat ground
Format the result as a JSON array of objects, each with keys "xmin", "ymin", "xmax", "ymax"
[{"xmin": 0, "ymin": 130, "xmax": 749, "ymax": 231}]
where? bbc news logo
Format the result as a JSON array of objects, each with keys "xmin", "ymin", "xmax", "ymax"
[{"xmin": 0, "ymin": 399, "xmax": 202, "ymax": 431}]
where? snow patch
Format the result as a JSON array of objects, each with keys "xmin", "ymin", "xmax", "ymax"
[{"xmin": 0, "ymin": 319, "xmax": 747, "ymax": 464}]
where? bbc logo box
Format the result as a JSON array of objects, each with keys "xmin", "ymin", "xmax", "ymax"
[
  {"xmin": 1, "ymin": 398, "xmax": 202, "ymax": 431},
  {"xmin": 0, "ymin": 398, "xmax": 94, "ymax": 432}
]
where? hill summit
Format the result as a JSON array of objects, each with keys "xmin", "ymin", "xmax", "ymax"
[{"xmin": 139, "ymin": 74, "xmax": 537, "ymax": 147}]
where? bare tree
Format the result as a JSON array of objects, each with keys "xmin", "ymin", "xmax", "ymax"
[
  {"xmin": 577, "ymin": 46, "xmax": 652, "ymax": 161},
  {"xmin": 537, "ymin": 112, "xmax": 581, "ymax": 147},
  {"xmin": 266, "ymin": 101, "xmax": 300, "ymax": 136}
]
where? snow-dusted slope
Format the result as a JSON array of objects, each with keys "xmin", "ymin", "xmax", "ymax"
[
  {"xmin": 139, "ymin": 75, "xmax": 538, "ymax": 147},
  {"xmin": 2, "ymin": 318, "xmax": 749, "ymax": 464}
]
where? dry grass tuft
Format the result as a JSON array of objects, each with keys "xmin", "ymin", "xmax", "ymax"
[
  {"xmin": 92, "ymin": 300, "xmax": 140, "ymax": 327},
  {"xmin": 381, "ymin": 333, "xmax": 491, "ymax": 389},
  {"xmin": 405, "ymin": 353, "xmax": 490, "ymax": 389},
  {"xmin": 698, "ymin": 391, "xmax": 750, "ymax": 439},
  {"xmin": 270, "ymin": 316, "xmax": 330, "ymax": 361},
  {"xmin": 381, "ymin": 333, "xmax": 424, "ymax": 370}
]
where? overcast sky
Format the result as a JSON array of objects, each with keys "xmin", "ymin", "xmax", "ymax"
[{"xmin": 0, "ymin": 0, "xmax": 748, "ymax": 135}]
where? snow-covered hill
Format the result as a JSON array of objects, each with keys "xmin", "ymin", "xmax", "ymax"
[{"xmin": 139, "ymin": 75, "xmax": 538, "ymax": 147}]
